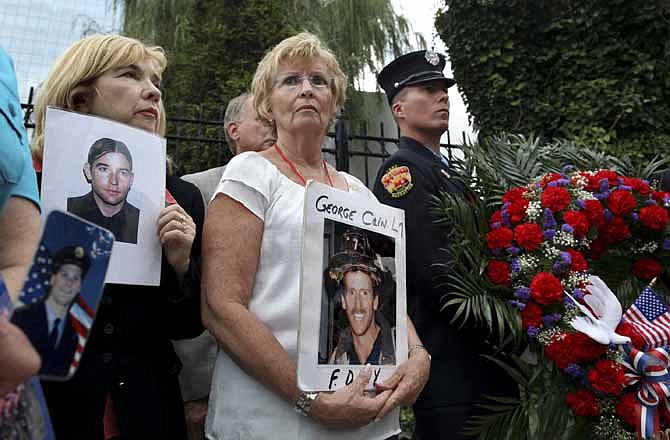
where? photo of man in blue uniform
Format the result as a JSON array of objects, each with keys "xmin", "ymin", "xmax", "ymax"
[{"xmin": 12, "ymin": 245, "xmax": 91, "ymax": 377}]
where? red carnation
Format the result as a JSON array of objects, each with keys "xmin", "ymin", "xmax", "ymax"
[
  {"xmin": 521, "ymin": 301, "xmax": 543, "ymax": 329},
  {"xmin": 502, "ymin": 187, "xmax": 527, "ymax": 203},
  {"xmin": 583, "ymin": 200, "xmax": 605, "ymax": 228},
  {"xmin": 616, "ymin": 392, "xmax": 638, "ymax": 428},
  {"xmin": 545, "ymin": 334, "xmax": 576, "ymax": 368},
  {"xmin": 545, "ymin": 333, "xmax": 606, "ymax": 368},
  {"xmin": 563, "ymin": 210, "xmax": 590, "ymax": 238},
  {"xmin": 490, "ymin": 210, "xmax": 503, "ymax": 226},
  {"xmin": 541, "ymin": 187, "xmax": 571, "ymax": 213},
  {"xmin": 594, "ymin": 170, "xmax": 620, "ymax": 187},
  {"xmin": 530, "ymin": 272, "xmax": 563, "ymax": 305},
  {"xmin": 600, "ymin": 217, "xmax": 631, "ymax": 244},
  {"xmin": 639, "ymin": 205, "xmax": 669, "ymax": 231},
  {"xmin": 514, "ymin": 223, "xmax": 543, "ymax": 251},
  {"xmin": 486, "ymin": 227, "xmax": 514, "ymax": 250},
  {"xmin": 608, "ymin": 190, "xmax": 637, "ymax": 216},
  {"xmin": 615, "ymin": 322, "xmax": 646, "ymax": 349},
  {"xmin": 624, "ymin": 177, "xmax": 651, "ymax": 196},
  {"xmin": 541, "ymin": 173, "xmax": 563, "ymax": 187},
  {"xmin": 652, "ymin": 191, "xmax": 670, "ymax": 205},
  {"xmin": 507, "ymin": 199, "xmax": 529, "ymax": 224},
  {"xmin": 571, "ymin": 332, "xmax": 607, "ymax": 363},
  {"xmin": 486, "ymin": 260, "xmax": 510, "ymax": 286},
  {"xmin": 588, "ymin": 359, "xmax": 625, "ymax": 395},
  {"xmin": 632, "ymin": 258, "xmax": 663, "ymax": 281},
  {"xmin": 567, "ymin": 249, "xmax": 588, "ymax": 271},
  {"xmin": 566, "ymin": 389, "xmax": 600, "ymax": 417}
]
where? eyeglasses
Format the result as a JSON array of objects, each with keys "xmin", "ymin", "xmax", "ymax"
[{"xmin": 275, "ymin": 74, "xmax": 331, "ymax": 90}]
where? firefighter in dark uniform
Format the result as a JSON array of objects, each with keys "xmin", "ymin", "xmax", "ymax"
[{"xmin": 373, "ymin": 50, "xmax": 517, "ymax": 439}]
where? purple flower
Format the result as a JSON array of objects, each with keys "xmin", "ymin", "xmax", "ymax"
[
  {"xmin": 557, "ymin": 178, "xmax": 570, "ymax": 187},
  {"xmin": 617, "ymin": 177, "xmax": 625, "ymax": 186},
  {"xmin": 575, "ymin": 199, "xmax": 586, "ymax": 209},
  {"xmin": 599, "ymin": 178, "xmax": 609, "ymax": 193},
  {"xmin": 573, "ymin": 288, "xmax": 585, "ymax": 300},
  {"xmin": 559, "ymin": 251, "xmax": 572, "ymax": 266},
  {"xmin": 630, "ymin": 212, "xmax": 639, "ymax": 222},
  {"xmin": 643, "ymin": 179, "xmax": 650, "ymax": 186},
  {"xmin": 491, "ymin": 222, "xmax": 502, "ymax": 229},
  {"xmin": 514, "ymin": 286, "xmax": 531, "ymax": 301},
  {"xmin": 552, "ymin": 261, "xmax": 563, "ymax": 273},
  {"xmin": 508, "ymin": 299, "xmax": 526, "ymax": 310},
  {"xmin": 619, "ymin": 185, "xmax": 633, "ymax": 192},
  {"xmin": 542, "ymin": 313, "xmax": 562, "ymax": 328},
  {"xmin": 561, "ymin": 223, "xmax": 574, "ymax": 234},
  {"xmin": 543, "ymin": 229, "xmax": 556, "ymax": 240},
  {"xmin": 510, "ymin": 258, "xmax": 520, "ymax": 274},
  {"xmin": 544, "ymin": 209, "xmax": 557, "ymax": 228},
  {"xmin": 595, "ymin": 191, "xmax": 610, "ymax": 200},
  {"xmin": 527, "ymin": 326, "xmax": 540, "ymax": 338},
  {"xmin": 565, "ymin": 363, "xmax": 583, "ymax": 379},
  {"xmin": 564, "ymin": 296, "xmax": 574, "ymax": 306},
  {"xmin": 604, "ymin": 209, "xmax": 613, "ymax": 222},
  {"xmin": 502, "ymin": 202, "xmax": 511, "ymax": 210},
  {"xmin": 506, "ymin": 246, "xmax": 521, "ymax": 255},
  {"xmin": 663, "ymin": 239, "xmax": 670, "ymax": 251},
  {"xmin": 562, "ymin": 165, "xmax": 575, "ymax": 173},
  {"xmin": 646, "ymin": 198, "xmax": 658, "ymax": 206},
  {"xmin": 491, "ymin": 248, "xmax": 502, "ymax": 256},
  {"xmin": 548, "ymin": 181, "xmax": 558, "ymax": 188}
]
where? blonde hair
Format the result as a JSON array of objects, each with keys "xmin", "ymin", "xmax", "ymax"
[
  {"xmin": 32, "ymin": 34, "xmax": 167, "ymax": 162},
  {"xmin": 251, "ymin": 32, "xmax": 347, "ymax": 124}
]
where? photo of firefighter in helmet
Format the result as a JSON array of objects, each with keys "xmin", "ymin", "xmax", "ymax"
[{"xmin": 324, "ymin": 228, "xmax": 396, "ymax": 366}]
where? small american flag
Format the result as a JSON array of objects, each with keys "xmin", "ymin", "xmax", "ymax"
[
  {"xmin": 67, "ymin": 296, "xmax": 95, "ymax": 375},
  {"xmin": 623, "ymin": 286, "xmax": 670, "ymax": 349}
]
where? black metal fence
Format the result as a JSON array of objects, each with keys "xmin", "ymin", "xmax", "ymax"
[{"xmin": 22, "ymin": 87, "xmax": 465, "ymax": 187}]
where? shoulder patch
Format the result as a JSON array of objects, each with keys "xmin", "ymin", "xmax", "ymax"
[{"xmin": 381, "ymin": 165, "xmax": 413, "ymax": 198}]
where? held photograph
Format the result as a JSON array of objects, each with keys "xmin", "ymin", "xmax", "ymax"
[
  {"xmin": 11, "ymin": 210, "xmax": 114, "ymax": 380},
  {"xmin": 40, "ymin": 107, "xmax": 165, "ymax": 285},
  {"xmin": 320, "ymin": 223, "xmax": 396, "ymax": 367},
  {"xmin": 298, "ymin": 182, "xmax": 407, "ymax": 392}
]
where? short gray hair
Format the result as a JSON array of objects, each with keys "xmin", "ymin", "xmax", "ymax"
[{"xmin": 224, "ymin": 92, "xmax": 251, "ymax": 155}]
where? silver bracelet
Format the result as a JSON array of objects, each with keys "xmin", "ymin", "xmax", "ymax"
[{"xmin": 294, "ymin": 391, "xmax": 319, "ymax": 417}]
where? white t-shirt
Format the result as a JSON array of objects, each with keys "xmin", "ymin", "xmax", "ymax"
[{"xmin": 205, "ymin": 152, "xmax": 400, "ymax": 440}]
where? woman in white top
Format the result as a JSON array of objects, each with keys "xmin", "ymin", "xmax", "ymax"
[{"xmin": 202, "ymin": 32, "xmax": 431, "ymax": 439}]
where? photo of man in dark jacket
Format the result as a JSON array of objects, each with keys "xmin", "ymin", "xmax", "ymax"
[{"xmin": 67, "ymin": 138, "xmax": 139, "ymax": 244}]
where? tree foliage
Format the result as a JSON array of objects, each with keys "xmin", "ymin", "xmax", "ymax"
[
  {"xmin": 116, "ymin": 0, "xmax": 418, "ymax": 173},
  {"xmin": 435, "ymin": 0, "xmax": 670, "ymax": 162}
]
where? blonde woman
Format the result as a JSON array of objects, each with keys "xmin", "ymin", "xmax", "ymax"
[
  {"xmin": 31, "ymin": 35, "xmax": 204, "ymax": 439},
  {"xmin": 202, "ymin": 32, "xmax": 431, "ymax": 440}
]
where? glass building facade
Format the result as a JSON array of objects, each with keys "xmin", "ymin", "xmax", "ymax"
[{"xmin": 0, "ymin": 0, "xmax": 121, "ymax": 101}]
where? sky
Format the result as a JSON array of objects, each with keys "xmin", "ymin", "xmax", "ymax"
[{"xmin": 360, "ymin": 0, "xmax": 475, "ymax": 144}]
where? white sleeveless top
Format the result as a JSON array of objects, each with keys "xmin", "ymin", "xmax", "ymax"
[{"xmin": 205, "ymin": 152, "xmax": 400, "ymax": 440}]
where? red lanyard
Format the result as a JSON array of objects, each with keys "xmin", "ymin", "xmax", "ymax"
[{"xmin": 274, "ymin": 144, "xmax": 334, "ymax": 187}]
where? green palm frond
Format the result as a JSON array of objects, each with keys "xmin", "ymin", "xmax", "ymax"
[{"xmin": 464, "ymin": 351, "xmax": 589, "ymax": 440}]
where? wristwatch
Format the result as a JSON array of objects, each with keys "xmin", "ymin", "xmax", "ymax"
[{"xmin": 294, "ymin": 391, "xmax": 319, "ymax": 416}]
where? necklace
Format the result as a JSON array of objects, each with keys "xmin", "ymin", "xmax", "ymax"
[{"xmin": 274, "ymin": 144, "xmax": 334, "ymax": 187}]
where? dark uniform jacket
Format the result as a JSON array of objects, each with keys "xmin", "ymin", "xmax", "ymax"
[
  {"xmin": 373, "ymin": 136, "xmax": 515, "ymax": 410},
  {"xmin": 12, "ymin": 300, "xmax": 79, "ymax": 377},
  {"xmin": 67, "ymin": 191, "xmax": 140, "ymax": 244},
  {"xmin": 39, "ymin": 175, "xmax": 205, "ymax": 440},
  {"xmin": 330, "ymin": 314, "xmax": 396, "ymax": 365}
]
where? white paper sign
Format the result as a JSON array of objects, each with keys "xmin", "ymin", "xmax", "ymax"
[
  {"xmin": 297, "ymin": 181, "xmax": 407, "ymax": 391},
  {"xmin": 41, "ymin": 107, "xmax": 165, "ymax": 285}
]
